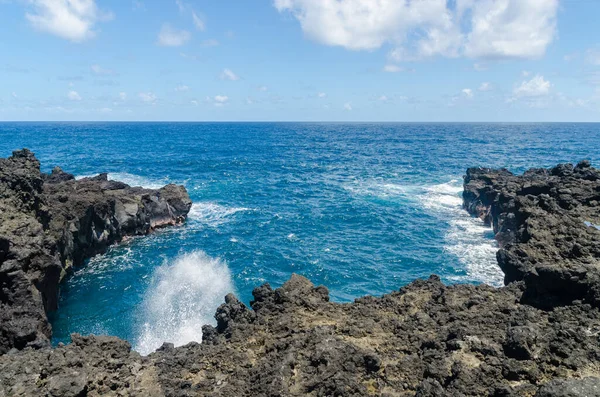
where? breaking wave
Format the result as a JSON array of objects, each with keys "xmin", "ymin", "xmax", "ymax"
[
  {"xmin": 188, "ymin": 202, "xmax": 252, "ymax": 227},
  {"xmin": 76, "ymin": 172, "xmax": 168, "ymax": 189},
  {"xmin": 134, "ymin": 250, "xmax": 235, "ymax": 355},
  {"xmin": 419, "ymin": 180, "xmax": 503, "ymax": 287}
]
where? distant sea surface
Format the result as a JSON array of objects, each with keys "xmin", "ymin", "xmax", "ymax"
[{"xmin": 1, "ymin": 122, "xmax": 598, "ymax": 354}]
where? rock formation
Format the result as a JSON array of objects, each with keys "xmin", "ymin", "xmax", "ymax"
[
  {"xmin": 1, "ymin": 156, "xmax": 600, "ymax": 396},
  {"xmin": 0, "ymin": 149, "xmax": 192, "ymax": 354}
]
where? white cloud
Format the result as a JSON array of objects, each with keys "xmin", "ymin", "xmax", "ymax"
[
  {"xmin": 139, "ymin": 92, "xmax": 157, "ymax": 103},
  {"xmin": 344, "ymin": 102, "xmax": 352, "ymax": 111},
  {"xmin": 206, "ymin": 95, "xmax": 229, "ymax": 107},
  {"xmin": 258, "ymin": 86, "xmax": 269, "ymax": 92},
  {"xmin": 514, "ymin": 75, "xmax": 551, "ymax": 98},
  {"xmin": 317, "ymin": 92, "xmax": 327, "ymax": 98},
  {"xmin": 479, "ymin": 82, "xmax": 492, "ymax": 92},
  {"xmin": 473, "ymin": 63, "xmax": 488, "ymax": 71},
  {"xmin": 119, "ymin": 92, "xmax": 127, "ymax": 100},
  {"xmin": 192, "ymin": 11, "xmax": 205, "ymax": 31},
  {"xmin": 91, "ymin": 64, "xmax": 115, "ymax": 75},
  {"xmin": 11, "ymin": 92, "xmax": 18, "ymax": 99},
  {"xmin": 220, "ymin": 69, "xmax": 240, "ymax": 81},
  {"xmin": 175, "ymin": 85, "xmax": 190, "ymax": 92},
  {"xmin": 201, "ymin": 39, "xmax": 219, "ymax": 47},
  {"xmin": 67, "ymin": 90, "xmax": 82, "ymax": 101},
  {"xmin": 378, "ymin": 95, "xmax": 389, "ymax": 102},
  {"xmin": 191, "ymin": 100, "xmax": 199, "ymax": 106},
  {"xmin": 464, "ymin": 0, "xmax": 558, "ymax": 59},
  {"xmin": 522, "ymin": 70, "xmax": 531, "ymax": 77},
  {"xmin": 157, "ymin": 24, "xmax": 191, "ymax": 47},
  {"xmin": 274, "ymin": 0, "xmax": 558, "ymax": 61},
  {"xmin": 462, "ymin": 88, "xmax": 473, "ymax": 98},
  {"xmin": 25, "ymin": 0, "xmax": 112, "ymax": 42},
  {"xmin": 383, "ymin": 64, "xmax": 404, "ymax": 73}
]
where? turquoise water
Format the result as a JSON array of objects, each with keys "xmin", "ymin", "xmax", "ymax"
[{"xmin": 1, "ymin": 122, "xmax": 599, "ymax": 354}]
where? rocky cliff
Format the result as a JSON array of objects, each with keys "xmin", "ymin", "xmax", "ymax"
[
  {"xmin": 1, "ymin": 157, "xmax": 600, "ymax": 396},
  {"xmin": 0, "ymin": 149, "xmax": 192, "ymax": 354}
]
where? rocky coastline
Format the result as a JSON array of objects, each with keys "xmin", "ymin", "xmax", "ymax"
[
  {"xmin": 1, "ymin": 153, "xmax": 600, "ymax": 396},
  {"xmin": 0, "ymin": 149, "xmax": 192, "ymax": 354}
]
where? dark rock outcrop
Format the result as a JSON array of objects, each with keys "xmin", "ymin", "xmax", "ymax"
[
  {"xmin": 0, "ymin": 149, "xmax": 192, "ymax": 354},
  {"xmin": 464, "ymin": 161, "xmax": 600, "ymax": 308},
  {"xmin": 2, "ymin": 159, "xmax": 600, "ymax": 396}
]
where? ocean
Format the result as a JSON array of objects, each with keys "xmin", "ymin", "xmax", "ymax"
[{"xmin": 1, "ymin": 122, "xmax": 598, "ymax": 354}]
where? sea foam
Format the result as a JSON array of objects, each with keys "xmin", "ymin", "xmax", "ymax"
[
  {"xmin": 135, "ymin": 250, "xmax": 234, "ymax": 355},
  {"xmin": 188, "ymin": 202, "xmax": 252, "ymax": 227},
  {"xmin": 76, "ymin": 172, "xmax": 169, "ymax": 189},
  {"xmin": 420, "ymin": 180, "xmax": 503, "ymax": 287}
]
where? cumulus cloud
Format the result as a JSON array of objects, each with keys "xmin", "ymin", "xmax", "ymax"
[
  {"xmin": 220, "ymin": 69, "xmax": 240, "ymax": 81},
  {"xmin": 119, "ymin": 92, "xmax": 127, "ymax": 100},
  {"xmin": 67, "ymin": 90, "xmax": 82, "ymax": 101},
  {"xmin": 139, "ymin": 92, "xmax": 157, "ymax": 103},
  {"xmin": 514, "ymin": 75, "xmax": 551, "ymax": 98},
  {"xmin": 344, "ymin": 102, "xmax": 352, "ymax": 111},
  {"xmin": 157, "ymin": 24, "xmax": 191, "ymax": 47},
  {"xmin": 317, "ymin": 92, "xmax": 327, "ymax": 98},
  {"xmin": 462, "ymin": 88, "xmax": 474, "ymax": 98},
  {"xmin": 25, "ymin": 0, "xmax": 113, "ymax": 42},
  {"xmin": 206, "ymin": 95, "xmax": 229, "ymax": 107},
  {"xmin": 274, "ymin": 0, "xmax": 558, "ymax": 61},
  {"xmin": 175, "ymin": 85, "xmax": 190, "ymax": 92}
]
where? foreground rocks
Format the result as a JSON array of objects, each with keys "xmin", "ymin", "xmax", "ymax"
[
  {"xmin": 464, "ymin": 161, "xmax": 600, "ymax": 309},
  {"xmin": 0, "ymin": 149, "xmax": 192, "ymax": 354},
  {"xmin": 1, "ymin": 159, "xmax": 600, "ymax": 396}
]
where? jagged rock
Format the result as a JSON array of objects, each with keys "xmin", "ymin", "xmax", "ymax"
[
  {"xmin": 0, "ymin": 149, "xmax": 192, "ymax": 354},
  {"xmin": 2, "ymin": 159, "xmax": 600, "ymax": 396},
  {"xmin": 463, "ymin": 162, "xmax": 600, "ymax": 308}
]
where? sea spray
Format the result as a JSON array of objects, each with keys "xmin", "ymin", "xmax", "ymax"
[
  {"xmin": 420, "ymin": 180, "xmax": 503, "ymax": 286},
  {"xmin": 135, "ymin": 250, "xmax": 235, "ymax": 355}
]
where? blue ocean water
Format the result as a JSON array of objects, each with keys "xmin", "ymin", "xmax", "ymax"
[{"xmin": 1, "ymin": 122, "xmax": 598, "ymax": 354}]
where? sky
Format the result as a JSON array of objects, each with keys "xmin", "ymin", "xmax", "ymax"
[{"xmin": 0, "ymin": 0, "xmax": 599, "ymax": 122}]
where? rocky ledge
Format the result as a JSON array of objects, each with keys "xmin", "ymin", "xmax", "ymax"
[
  {"xmin": 0, "ymin": 149, "xmax": 192, "ymax": 354},
  {"xmin": 1, "ymin": 159, "xmax": 600, "ymax": 397}
]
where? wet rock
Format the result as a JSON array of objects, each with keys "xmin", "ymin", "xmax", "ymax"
[
  {"xmin": 2, "ymin": 157, "xmax": 600, "ymax": 396},
  {"xmin": 0, "ymin": 149, "xmax": 192, "ymax": 354},
  {"xmin": 464, "ymin": 162, "xmax": 600, "ymax": 308}
]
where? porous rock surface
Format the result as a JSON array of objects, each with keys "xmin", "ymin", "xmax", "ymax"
[
  {"xmin": 2, "ymin": 159, "xmax": 600, "ymax": 396},
  {"xmin": 0, "ymin": 149, "xmax": 192, "ymax": 354}
]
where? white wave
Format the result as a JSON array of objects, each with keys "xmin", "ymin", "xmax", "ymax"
[
  {"xmin": 135, "ymin": 250, "xmax": 235, "ymax": 355},
  {"xmin": 188, "ymin": 202, "xmax": 251, "ymax": 227},
  {"xmin": 419, "ymin": 180, "xmax": 503, "ymax": 287},
  {"xmin": 76, "ymin": 172, "xmax": 168, "ymax": 189}
]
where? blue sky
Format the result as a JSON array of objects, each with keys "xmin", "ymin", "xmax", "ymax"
[{"xmin": 1, "ymin": 0, "xmax": 599, "ymax": 121}]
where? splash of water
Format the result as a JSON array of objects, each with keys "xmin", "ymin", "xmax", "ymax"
[{"xmin": 134, "ymin": 250, "xmax": 235, "ymax": 355}]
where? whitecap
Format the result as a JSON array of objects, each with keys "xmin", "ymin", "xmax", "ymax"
[
  {"xmin": 418, "ymin": 180, "xmax": 503, "ymax": 287},
  {"xmin": 76, "ymin": 172, "xmax": 168, "ymax": 189},
  {"xmin": 188, "ymin": 202, "xmax": 251, "ymax": 227},
  {"xmin": 134, "ymin": 250, "xmax": 235, "ymax": 355}
]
